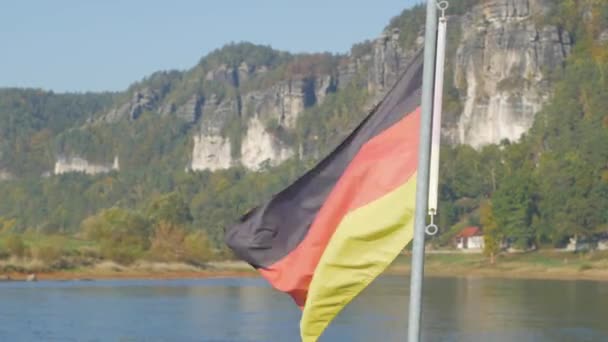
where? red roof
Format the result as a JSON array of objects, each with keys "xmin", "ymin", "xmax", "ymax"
[{"xmin": 456, "ymin": 226, "xmax": 482, "ymax": 238}]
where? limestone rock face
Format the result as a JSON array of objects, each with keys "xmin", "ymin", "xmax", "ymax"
[
  {"xmin": 337, "ymin": 60, "xmax": 359, "ymax": 91},
  {"xmin": 241, "ymin": 78, "xmax": 317, "ymax": 129},
  {"xmin": 337, "ymin": 0, "xmax": 569, "ymax": 149},
  {"xmin": 70, "ymin": 0, "xmax": 568, "ymax": 175},
  {"xmin": 161, "ymin": 95, "xmax": 203, "ymax": 123},
  {"xmin": 368, "ymin": 29, "xmax": 412, "ymax": 95},
  {"xmin": 101, "ymin": 88, "xmax": 160, "ymax": 123},
  {"xmin": 446, "ymin": 0, "xmax": 571, "ymax": 147},
  {"xmin": 0, "ymin": 170, "xmax": 13, "ymax": 181},
  {"xmin": 600, "ymin": 30, "xmax": 608, "ymax": 43},
  {"xmin": 189, "ymin": 72, "xmax": 334, "ymax": 171},
  {"xmin": 190, "ymin": 134, "xmax": 232, "ymax": 171},
  {"xmin": 205, "ymin": 64, "xmax": 238, "ymax": 86},
  {"xmin": 338, "ymin": 0, "xmax": 568, "ymax": 148},
  {"xmin": 240, "ymin": 118, "xmax": 294, "ymax": 170},
  {"xmin": 54, "ymin": 156, "xmax": 119, "ymax": 175}
]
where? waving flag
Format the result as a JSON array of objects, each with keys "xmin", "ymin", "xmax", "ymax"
[{"xmin": 225, "ymin": 51, "xmax": 423, "ymax": 341}]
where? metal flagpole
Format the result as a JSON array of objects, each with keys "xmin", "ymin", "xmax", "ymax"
[
  {"xmin": 407, "ymin": 0, "xmax": 445, "ymax": 341},
  {"xmin": 428, "ymin": 3, "xmax": 448, "ymax": 222}
]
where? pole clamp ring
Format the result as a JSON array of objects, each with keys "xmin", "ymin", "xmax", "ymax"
[
  {"xmin": 426, "ymin": 210, "xmax": 439, "ymax": 236},
  {"xmin": 437, "ymin": 1, "xmax": 449, "ymax": 19}
]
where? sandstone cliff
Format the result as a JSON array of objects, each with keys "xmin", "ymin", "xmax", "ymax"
[
  {"xmin": 447, "ymin": 0, "xmax": 571, "ymax": 147},
  {"xmin": 55, "ymin": 0, "xmax": 569, "ymax": 173},
  {"xmin": 54, "ymin": 156, "xmax": 119, "ymax": 175}
]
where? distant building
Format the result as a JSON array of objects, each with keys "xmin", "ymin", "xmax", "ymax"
[
  {"xmin": 596, "ymin": 233, "xmax": 608, "ymax": 251},
  {"xmin": 565, "ymin": 236, "xmax": 592, "ymax": 252},
  {"xmin": 455, "ymin": 226, "xmax": 484, "ymax": 250}
]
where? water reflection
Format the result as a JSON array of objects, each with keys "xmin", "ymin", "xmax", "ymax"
[
  {"xmin": 0, "ymin": 277, "xmax": 606, "ymax": 341},
  {"xmin": 416, "ymin": 277, "xmax": 608, "ymax": 342}
]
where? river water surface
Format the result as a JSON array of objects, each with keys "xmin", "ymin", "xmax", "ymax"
[{"xmin": 0, "ymin": 276, "xmax": 607, "ymax": 341}]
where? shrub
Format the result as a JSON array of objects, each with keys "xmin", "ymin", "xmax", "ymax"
[
  {"xmin": 33, "ymin": 245, "xmax": 62, "ymax": 262},
  {"xmin": 31, "ymin": 237, "xmax": 67, "ymax": 265},
  {"xmin": 148, "ymin": 221, "xmax": 187, "ymax": 262},
  {"xmin": 579, "ymin": 263, "xmax": 593, "ymax": 271},
  {"xmin": 100, "ymin": 241, "xmax": 144, "ymax": 265},
  {"xmin": 183, "ymin": 231, "xmax": 214, "ymax": 265},
  {"xmin": 77, "ymin": 246, "xmax": 101, "ymax": 259},
  {"xmin": 4, "ymin": 234, "xmax": 26, "ymax": 258},
  {"xmin": 81, "ymin": 208, "xmax": 150, "ymax": 265}
]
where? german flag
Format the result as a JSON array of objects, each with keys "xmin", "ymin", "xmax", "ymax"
[{"xmin": 225, "ymin": 51, "xmax": 423, "ymax": 341}]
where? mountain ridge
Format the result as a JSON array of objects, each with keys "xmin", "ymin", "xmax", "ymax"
[{"xmin": 2, "ymin": 0, "xmax": 570, "ymax": 177}]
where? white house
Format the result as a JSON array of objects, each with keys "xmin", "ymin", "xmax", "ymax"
[
  {"xmin": 455, "ymin": 226, "xmax": 484, "ymax": 250},
  {"xmin": 597, "ymin": 234, "xmax": 608, "ymax": 251},
  {"xmin": 565, "ymin": 236, "xmax": 592, "ymax": 252}
]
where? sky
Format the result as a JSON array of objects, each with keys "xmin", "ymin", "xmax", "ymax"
[{"xmin": 0, "ymin": 0, "xmax": 419, "ymax": 93}]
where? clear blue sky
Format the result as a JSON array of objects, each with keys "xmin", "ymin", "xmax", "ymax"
[{"xmin": 1, "ymin": 0, "xmax": 419, "ymax": 93}]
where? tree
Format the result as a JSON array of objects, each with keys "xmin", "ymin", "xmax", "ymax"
[
  {"xmin": 81, "ymin": 208, "xmax": 150, "ymax": 264},
  {"xmin": 183, "ymin": 231, "xmax": 214, "ymax": 265},
  {"xmin": 480, "ymin": 201, "xmax": 500, "ymax": 264},
  {"xmin": 492, "ymin": 172, "xmax": 536, "ymax": 249},
  {"xmin": 145, "ymin": 192, "xmax": 192, "ymax": 226}
]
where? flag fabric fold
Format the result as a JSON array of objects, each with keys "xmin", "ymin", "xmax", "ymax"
[{"xmin": 225, "ymin": 50, "xmax": 423, "ymax": 341}]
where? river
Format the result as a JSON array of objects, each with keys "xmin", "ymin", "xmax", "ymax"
[{"xmin": 0, "ymin": 276, "xmax": 606, "ymax": 341}]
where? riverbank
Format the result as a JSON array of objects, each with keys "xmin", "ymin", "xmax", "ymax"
[
  {"xmin": 0, "ymin": 261, "xmax": 256, "ymax": 282},
  {"xmin": 2, "ymin": 251, "xmax": 608, "ymax": 282},
  {"xmin": 388, "ymin": 250, "xmax": 608, "ymax": 282}
]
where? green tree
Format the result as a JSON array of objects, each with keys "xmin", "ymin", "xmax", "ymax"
[
  {"xmin": 145, "ymin": 192, "xmax": 193, "ymax": 226},
  {"xmin": 492, "ymin": 172, "xmax": 536, "ymax": 249},
  {"xmin": 480, "ymin": 201, "xmax": 500, "ymax": 264},
  {"xmin": 183, "ymin": 231, "xmax": 214, "ymax": 265},
  {"xmin": 81, "ymin": 208, "xmax": 150, "ymax": 264}
]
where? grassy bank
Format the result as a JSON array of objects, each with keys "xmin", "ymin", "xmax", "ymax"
[
  {"xmin": 2, "ymin": 229, "xmax": 607, "ymax": 282},
  {"xmin": 0, "ymin": 231, "xmax": 234, "ymax": 280},
  {"xmin": 0, "ymin": 260, "xmax": 256, "ymax": 281},
  {"xmin": 2, "ymin": 249, "xmax": 608, "ymax": 283},
  {"xmin": 387, "ymin": 250, "xmax": 608, "ymax": 282}
]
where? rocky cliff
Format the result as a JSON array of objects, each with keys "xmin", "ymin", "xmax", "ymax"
[
  {"xmin": 447, "ymin": 0, "xmax": 571, "ymax": 147},
  {"xmin": 187, "ymin": 71, "xmax": 335, "ymax": 171},
  {"xmin": 54, "ymin": 156, "xmax": 119, "ymax": 175},
  {"xmin": 100, "ymin": 88, "xmax": 161, "ymax": 123},
  {"xmin": 185, "ymin": 0, "xmax": 569, "ymax": 171},
  {"xmin": 183, "ymin": 28, "xmax": 425, "ymax": 171},
  {"xmin": 0, "ymin": 170, "xmax": 13, "ymax": 181},
  {"xmin": 53, "ymin": 0, "xmax": 569, "ymax": 174},
  {"xmin": 379, "ymin": 0, "xmax": 570, "ymax": 148}
]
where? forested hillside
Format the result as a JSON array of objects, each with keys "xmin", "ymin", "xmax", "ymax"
[
  {"xmin": 0, "ymin": 90, "xmax": 117, "ymax": 177},
  {"xmin": 0, "ymin": 0, "xmax": 606, "ymax": 265},
  {"xmin": 435, "ymin": 0, "xmax": 608, "ymax": 249}
]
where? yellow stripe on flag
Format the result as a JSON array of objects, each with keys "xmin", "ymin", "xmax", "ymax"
[{"xmin": 300, "ymin": 175, "xmax": 417, "ymax": 341}]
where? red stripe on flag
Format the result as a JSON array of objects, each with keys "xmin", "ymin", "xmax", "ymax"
[{"xmin": 259, "ymin": 108, "xmax": 421, "ymax": 307}]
